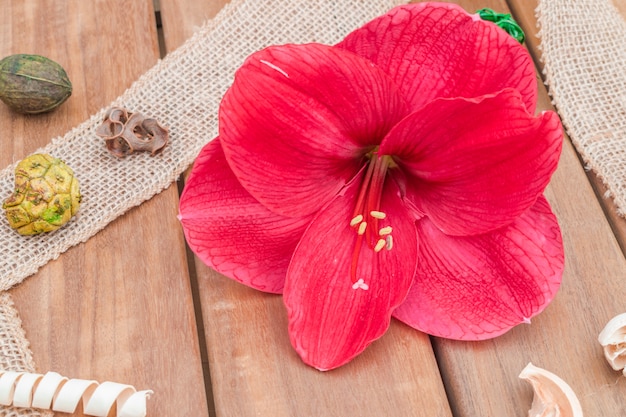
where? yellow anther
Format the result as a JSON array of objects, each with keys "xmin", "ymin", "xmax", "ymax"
[
  {"xmin": 385, "ymin": 235, "xmax": 393, "ymax": 250},
  {"xmin": 374, "ymin": 239, "xmax": 386, "ymax": 252},
  {"xmin": 378, "ymin": 226, "xmax": 392, "ymax": 236},
  {"xmin": 369, "ymin": 210, "xmax": 386, "ymax": 219},
  {"xmin": 350, "ymin": 214, "xmax": 364, "ymax": 227},
  {"xmin": 357, "ymin": 221, "xmax": 367, "ymax": 235}
]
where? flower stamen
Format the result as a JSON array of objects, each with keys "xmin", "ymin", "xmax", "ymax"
[
  {"xmin": 350, "ymin": 214, "xmax": 363, "ymax": 227},
  {"xmin": 349, "ymin": 151, "xmax": 395, "ymax": 286},
  {"xmin": 379, "ymin": 226, "xmax": 392, "ymax": 235}
]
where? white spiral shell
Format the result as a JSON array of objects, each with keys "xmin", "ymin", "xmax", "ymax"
[{"xmin": 0, "ymin": 370, "xmax": 153, "ymax": 417}]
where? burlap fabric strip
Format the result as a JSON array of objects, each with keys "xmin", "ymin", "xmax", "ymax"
[
  {"xmin": 0, "ymin": 0, "xmax": 405, "ymax": 415},
  {"xmin": 537, "ymin": 0, "xmax": 626, "ymax": 215}
]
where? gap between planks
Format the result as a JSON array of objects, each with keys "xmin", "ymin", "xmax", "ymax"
[
  {"xmin": 176, "ymin": 177, "xmax": 217, "ymax": 417},
  {"xmin": 153, "ymin": 0, "xmax": 217, "ymax": 413}
]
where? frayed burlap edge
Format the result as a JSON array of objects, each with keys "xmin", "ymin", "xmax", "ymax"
[
  {"xmin": 537, "ymin": 0, "xmax": 626, "ymax": 216},
  {"xmin": 0, "ymin": 293, "xmax": 52, "ymax": 417}
]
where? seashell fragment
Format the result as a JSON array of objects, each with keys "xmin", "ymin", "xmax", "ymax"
[
  {"xmin": 519, "ymin": 362, "xmax": 583, "ymax": 417},
  {"xmin": 598, "ymin": 312, "xmax": 626, "ymax": 375}
]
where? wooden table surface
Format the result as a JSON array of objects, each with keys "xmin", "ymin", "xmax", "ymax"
[{"xmin": 1, "ymin": 0, "xmax": 626, "ymax": 416}]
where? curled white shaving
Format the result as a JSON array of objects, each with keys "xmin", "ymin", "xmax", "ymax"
[{"xmin": 0, "ymin": 370, "xmax": 153, "ymax": 417}]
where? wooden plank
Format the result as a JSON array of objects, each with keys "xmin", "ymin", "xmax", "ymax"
[
  {"xmin": 158, "ymin": 0, "xmax": 230, "ymax": 52},
  {"xmin": 157, "ymin": 1, "xmax": 452, "ymax": 416},
  {"xmin": 1, "ymin": 1, "xmax": 209, "ymax": 416},
  {"xmin": 432, "ymin": 0, "xmax": 626, "ymax": 415}
]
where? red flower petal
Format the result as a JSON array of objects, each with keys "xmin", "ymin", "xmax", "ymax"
[
  {"xmin": 393, "ymin": 195, "xmax": 563, "ymax": 340},
  {"xmin": 220, "ymin": 43, "xmax": 409, "ymax": 218},
  {"xmin": 338, "ymin": 3, "xmax": 537, "ymax": 112},
  {"xmin": 284, "ymin": 172, "xmax": 418, "ymax": 370},
  {"xmin": 179, "ymin": 139, "xmax": 312, "ymax": 293},
  {"xmin": 380, "ymin": 89, "xmax": 563, "ymax": 236}
]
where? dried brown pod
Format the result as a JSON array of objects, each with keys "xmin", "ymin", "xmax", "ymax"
[
  {"xmin": 0, "ymin": 54, "xmax": 72, "ymax": 114},
  {"xmin": 95, "ymin": 107, "xmax": 168, "ymax": 157}
]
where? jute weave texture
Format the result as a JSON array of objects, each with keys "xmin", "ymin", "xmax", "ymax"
[{"xmin": 537, "ymin": 0, "xmax": 626, "ymax": 215}]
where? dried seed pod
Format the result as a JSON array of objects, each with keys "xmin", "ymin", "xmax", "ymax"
[
  {"xmin": 519, "ymin": 363, "xmax": 583, "ymax": 417},
  {"xmin": 0, "ymin": 54, "xmax": 72, "ymax": 114},
  {"xmin": 3, "ymin": 153, "xmax": 80, "ymax": 235},
  {"xmin": 96, "ymin": 107, "xmax": 169, "ymax": 157},
  {"xmin": 598, "ymin": 312, "xmax": 626, "ymax": 375}
]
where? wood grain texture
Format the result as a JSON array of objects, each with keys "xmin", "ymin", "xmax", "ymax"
[
  {"xmin": 158, "ymin": 0, "xmax": 230, "ymax": 52},
  {"xmin": 1, "ymin": 1, "xmax": 209, "ymax": 416},
  {"xmin": 433, "ymin": 1, "xmax": 626, "ymax": 416},
  {"xmin": 158, "ymin": 1, "xmax": 452, "ymax": 416}
]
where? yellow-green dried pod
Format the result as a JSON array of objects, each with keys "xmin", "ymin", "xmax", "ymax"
[
  {"xmin": 0, "ymin": 54, "xmax": 72, "ymax": 114},
  {"xmin": 3, "ymin": 154, "xmax": 81, "ymax": 235}
]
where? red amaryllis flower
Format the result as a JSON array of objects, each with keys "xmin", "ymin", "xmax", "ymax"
[{"xmin": 178, "ymin": 2, "xmax": 564, "ymax": 370}]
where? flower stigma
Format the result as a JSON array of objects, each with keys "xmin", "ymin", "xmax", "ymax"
[
  {"xmin": 349, "ymin": 151, "xmax": 395, "ymax": 289},
  {"xmin": 352, "ymin": 278, "xmax": 369, "ymax": 291}
]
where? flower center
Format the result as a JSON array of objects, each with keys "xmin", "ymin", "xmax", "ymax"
[{"xmin": 349, "ymin": 151, "xmax": 394, "ymax": 290}]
